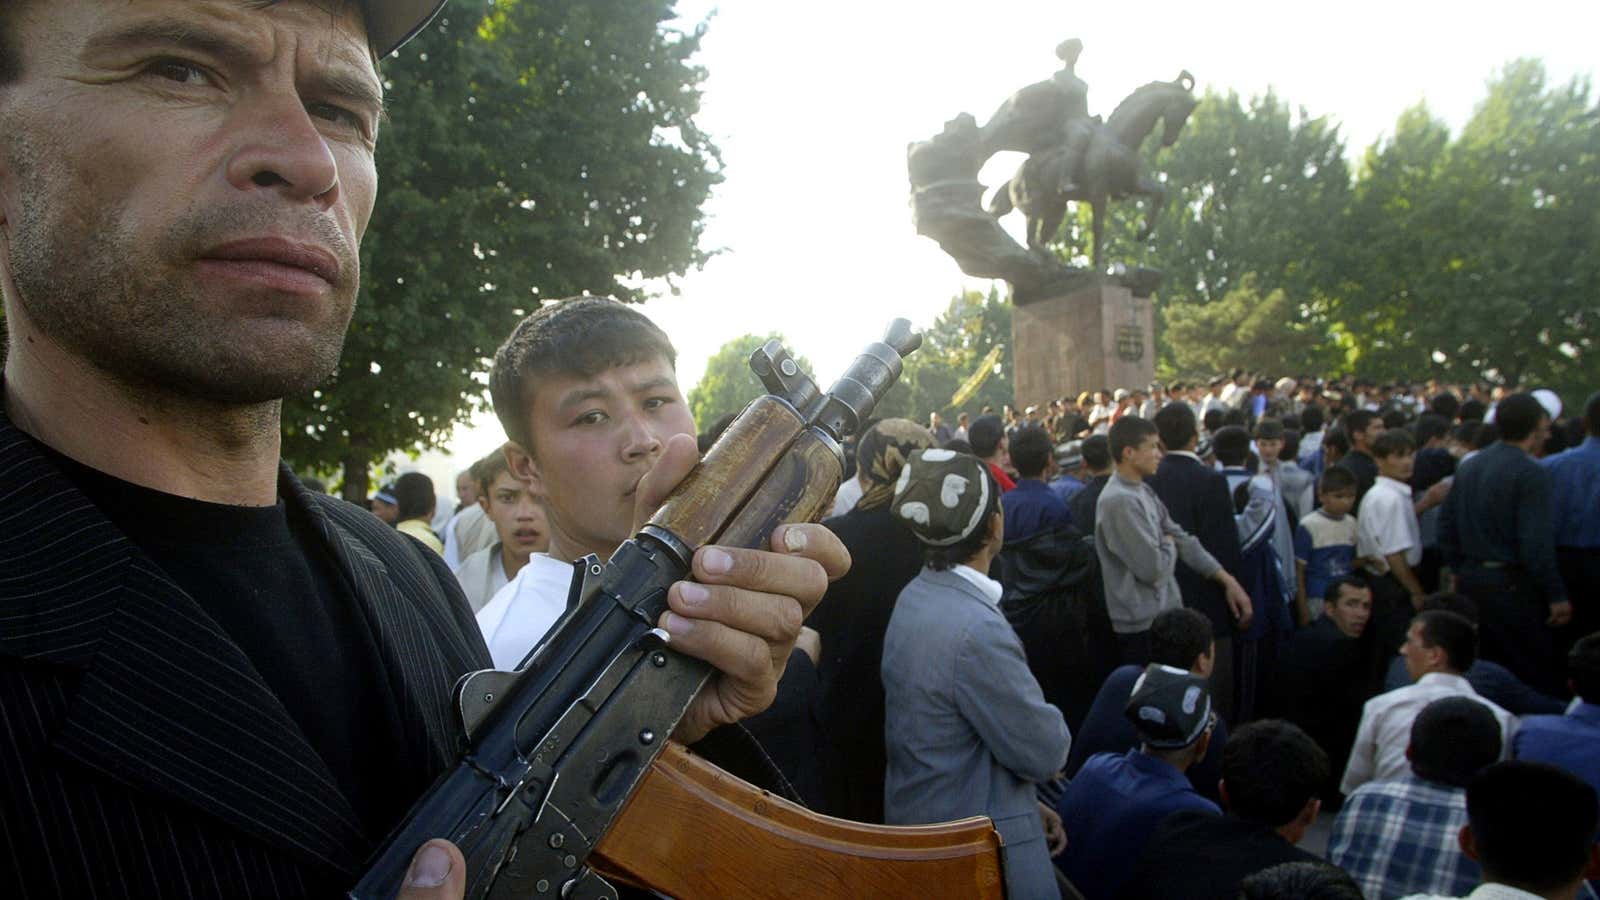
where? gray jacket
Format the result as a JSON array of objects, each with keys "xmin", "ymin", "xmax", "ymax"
[
  {"xmin": 883, "ymin": 566, "xmax": 1071, "ymax": 900},
  {"xmin": 1095, "ymin": 472, "xmax": 1223, "ymax": 633}
]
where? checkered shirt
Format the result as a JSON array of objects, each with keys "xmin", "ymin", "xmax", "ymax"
[{"xmin": 1328, "ymin": 774, "xmax": 1479, "ymax": 900}]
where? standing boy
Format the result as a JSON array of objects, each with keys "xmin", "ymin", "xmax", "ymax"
[
  {"xmin": 1359, "ymin": 429, "xmax": 1425, "ymax": 658},
  {"xmin": 453, "ymin": 449, "xmax": 550, "ymax": 612},
  {"xmin": 1295, "ymin": 467, "xmax": 1362, "ymax": 624}
]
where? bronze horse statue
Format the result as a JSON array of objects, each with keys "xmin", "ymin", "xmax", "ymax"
[{"xmin": 988, "ymin": 71, "xmax": 1196, "ymax": 269}]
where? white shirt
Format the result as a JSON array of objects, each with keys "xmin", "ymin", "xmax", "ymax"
[
  {"xmin": 1341, "ymin": 672, "xmax": 1516, "ymax": 795},
  {"xmin": 1400, "ymin": 884, "xmax": 1545, "ymax": 900},
  {"xmin": 950, "ymin": 563, "xmax": 1003, "ymax": 606},
  {"xmin": 831, "ymin": 476, "xmax": 865, "ymax": 518},
  {"xmin": 476, "ymin": 553, "xmax": 577, "ymax": 670},
  {"xmin": 1359, "ymin": 475, "xmax": 1422, "ymax": 574},
  {"xmin": 442, "ymin": 504, "xmax": 497, "ymax": 569},
  {"xmin": 453, "ymin": 542, "xmax": 512, "ymax": 614}
]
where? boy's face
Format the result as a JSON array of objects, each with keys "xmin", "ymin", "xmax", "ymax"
[
  {"xmin": 507, "ymin": 357, "xmax": 696, "ymax": 558},
  {"xmin": 1327, "ymin": 585, "xmax": 1373, "ymax": 638},
  {"xmin": 1125, "ymin": 434, "xmax": 1163, "ymax": 476},
  {"xmin": 1320, "ymin": 487, "xmax": 1356, "ymax": 518},
  {"xmin": 480, "ymin": 469, "xmax": 549, "ymax": 557},
  {"xmin": 1256, "ymin": 437, "xmax": 1283, "ymax": 464},
  {"xmin": 1378, "ymin": 450, "xmax": 1415, "ymax": 482}
]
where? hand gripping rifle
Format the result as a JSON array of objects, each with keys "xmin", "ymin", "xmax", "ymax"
[{"xmin": 351, "ymin": 321, "xmax": 1006, "ymax": 899}]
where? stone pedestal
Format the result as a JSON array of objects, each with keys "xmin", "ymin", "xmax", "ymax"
[{"xmin": 1012, "ymin": 280, "xmax": 1155, "ymax": 407}]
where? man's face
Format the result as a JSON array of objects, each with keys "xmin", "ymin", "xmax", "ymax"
[
  {"xmin": 1401, "ymin": 621, "xmax": 1440, "ymax": 681},
  {"xmin": 480, "ymin": 469, "xmax": 549, "ymax": 557},
  {"xmin": 1356, "ymin": 419, "xmax": 1386, "ymax": 450},
  {"xmin": 1378, "ymin": 450, "xmax": 1415, "ymax": 482},
  {"xmin": 511, "ymin": 357, "xmax": 695, "ymax": 557},
  {"xmin": 1327, "ymin": 585, "xmax": 1372, "ymax": 638},
  {"xmin": 0, "ymin": 0, "xmax": 381, "ymax": 403},
  {"xmin": 457, "ymin": 472, "xmax": 479, "ymax": 507},
  {"xmin": 1126, "ymin": 434, "xmax": 1162, "ymax": 476},
  {"xmin": 992, "ymin": 435, "xmax": 1011, "ymax": 470},
  {"xmin": 1256, "ymin": 437, "xmax": 1283, "ymax": 465}
]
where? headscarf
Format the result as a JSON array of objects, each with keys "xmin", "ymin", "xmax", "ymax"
[{"xmin": 854, "ymin": 418, "xmax": 936, "ymax": 512}]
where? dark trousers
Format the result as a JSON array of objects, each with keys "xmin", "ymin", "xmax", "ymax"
[
  {"xmin": 1458, "ymin": 566, "xmax": 1564, "ymax": 697},
  {"xmin": 1557, "ymin": 547, "xmax": 1600, "ymax": 659},
  {"xmin": 1367, "ymin": 572, "xmax": 1415, "ymax": 684}
]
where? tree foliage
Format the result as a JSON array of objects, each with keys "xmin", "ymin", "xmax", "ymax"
[
  {"xmin": 873, "ymin": 288, "xmax": 1014, "ymax": 422},
  {"xmin": 686, "ymin": 333, "xmax": 813, "ymax": 428},
  {"xmin": 280, "ymin": 0, "xmax": 722, "ymax": 498},
  {"xmin": 1163, "ymin": 273, "xmax": 1331, "ymax": 375}
]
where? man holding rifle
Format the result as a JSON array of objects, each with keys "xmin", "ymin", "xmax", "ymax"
[{"xmin": 0, "ymin": 2, "xmax": 844, "ymax": 897}]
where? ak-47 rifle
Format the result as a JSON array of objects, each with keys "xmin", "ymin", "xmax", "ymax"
[{"xmin": 351, "ymin": 321, "xmax": 1006, "ymax": 899}]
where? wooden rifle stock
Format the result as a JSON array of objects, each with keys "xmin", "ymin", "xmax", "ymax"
[{"xmin": 591, "ymin": 742, "xmax": 1006, "ymax": 899}]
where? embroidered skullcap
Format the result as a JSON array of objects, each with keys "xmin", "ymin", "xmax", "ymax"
[
  {"xmin": 891, "ymin": 449, "xmax": 992, "ymax": 547},
  {"xmin": 1125, "ymin": 664, "xmax": 1213, "ymax": 749}
]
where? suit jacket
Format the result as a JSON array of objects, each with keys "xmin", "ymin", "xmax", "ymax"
[
  {"xmin": 0, "ymin": 412, "xmax": 490, "ymax": 898},
  {"xmin": 1148, "ymin": 453, "xmax": 1243, "ymax": 634},
  {"xmin": 881, "ymin": 567, "xmax": 1070, "ymax": 900}
]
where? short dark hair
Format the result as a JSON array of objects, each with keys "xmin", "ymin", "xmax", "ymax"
[
  {"xmin": 1473, "ymin": 422, "xmax": 1500, "ymax": 449},
  {"xmin": 1494, "ymin": 393, "xmax": 1547, "ymax": 442},
  {"xmin": 491, "ymin": 297, "xmax": 677, "ymax": 453},
  {"xmin": 1221, "ymin": 408, "xmax": 1248, "ymax": 428},
  {"xmin": 1467, "ymin": 762, "xmax": 1600, "ymax": 894},
  {"xmin": 1370, "ymin": 429, "xmax": 1415, "ymax": 460},
  {"xmin": 1568, "ymin": 631, "xmax": 1600, "ymax": 703},
  {"xmin": 1414, "ymin": 412, "xmax": 1451, "ymax": 445},
  {"xmin": 1009, "ymin": 425, "xmax": 1053, "ymax": 478},
  {"xmin": 1239, "ymin": 862, "xmax": 1364, "ymax": 900},
  {"xmin": 394, "ymin": 472, "xmax": 436, "ymax": 522},
  {"xmin": 1416, "ymin": 609, "xmax": 1477, "ymax": 672},
  {"xmin": 1317, "ymin": 465, "xmax": 1357, "ymax": 496},
  {"xmin": 1220, "ymin": 720, "xmax": 1329, "ymax": 828},
  {"xmin": 1449, "ymin": 421, "xmax": 1482, "ymax": 447},
  {"xmin": 1344, "ymin": 409, "xmax": 1378, "ymax": 437},
  {"xmin": 1409, "ymin": 696, "xmax": 1503, "ymax": 788},
  {"xmin": 924, "ymin": 466, "xmax": 1001, "ymax": 571},
  {"xmin": 1080, "ymin": 435, "xmax": 1111, "ymax": 471},
  {"xmin": 1150, "ymin": 608, "xmax": 1213, "ymax": 669},
  {"xmin": 1585, "ymin": 391, "xmax": 1600, "ymax": 437},
  {"xmin": 472, "ymin": 448, "xmax": 512, "ymax": 495},
  {"xmin": 1212, "ymin": 425, "xmax": 1251, "ymax": 466},
  {"xmin": 968, "ymin": 415, "xmax": 1006, "ymax": 458},
  {"xmin": 1300, "ymin": 404, "xmax": 1325, "ymax": 433},
  {"xmin": 1322, "ymin": 426, "xmax": 1350, "ymax": 456},
  {"xmin": 1153, "ymin": 402, "xmax": 1198, "ymax": 452},
  {"xmin": 1108, "ymin": 416, "xmax": 1158, "ymax": 464},
  {"xmin": 1202, "ymin": 409, "xmax": 1225, "ymax": 434},
  {"xmin": 1430, "ymin": 392, "xmax": 1462, "ymax": 420},
  {"xmin": 1323, "ymin": 573, "xmax": 1369, "ymax": 606},
  {"xmin": 1459, "ymin": 398, "xmax": 1488, "ymax": 422},
  {"xmin": 1280, "ymin": 428, "xmax": 1302, "ymax": 461}
]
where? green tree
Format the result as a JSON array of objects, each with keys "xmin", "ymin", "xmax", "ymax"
[
  {"xmin": 873, "ymin": 288, "xmax": 1014, "ymax": 422},
  {"xmin": 1163, "ymin": 273, "xmax": 1331, "ymax": 375},
  {"xmin": 687, "ymin": 333, "xmax": 813, "ymax": 428},
  {"xmin": 280, "ymin": 0, "xmax": 722, "ymax": 499}
]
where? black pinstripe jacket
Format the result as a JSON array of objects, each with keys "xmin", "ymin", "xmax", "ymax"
[{"xmin": 0, "ymin": 412, "xmax": 493, "ymax": 898}]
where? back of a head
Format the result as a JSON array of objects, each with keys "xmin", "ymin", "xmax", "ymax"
[
  {"xmin": 1108, "ymin": 416, "xmax": 1157, "ymax": 464},
  {"xmin": 1415, "ymin": 412, "xmax": 1451, "ymax": 446},
  {"xmin": 1300, "ymin": 404, "xmax": 1325, "ymax": 433},
  {"xmin": 1154, "ymin": 401, "xmax": 1198, "ymax": 452},
  {"xmin": 1322, "ymin": 427, "xmax": 1350, "ymax": 456},
  {"xmin": 1569, "ymin": 632, "xmax": 1600, "ymax": 703},
  {"xmin": 1585, "ymin": 390, "xmax": 1600, "ymax": 437},
  {"xmin": 1430, "ymin": 392, "xmax": 1462, "ymax": 421},
  {"xmin": 1417, "ymin": 609, "xmax": 1478, "ymax": 672},
  {"xmin": 1212, "ymin": 425, "xmax": 1251, "ymax": 467},
  {"xmin": 1409, "ymin": 696, "xmax": 1503, "ymax": 788},
  {"xmin": 968, "ymin": 415, "xmax": 1005, "ymax": 459},
  {"xmin": 1009, "ymin": 425, "xmax": 1053, "ymax": 478},
  {"xmin": 1467, "ymin": 761, "xmax": 1599, "ymax": 895},
  {"xmin": 1150, "ymin": 608, "xmax": 1213, "ymax": 670},
  {"xmin": 490, "ymin": 296, "xmax": 677, "ymax": 452},
  {"xmin": 1220, "ymin": 720, "xmax": 1329, "ymax": 828},
  {"xmin": 394, "ymin": 472, "xmax": 436, "ymax": 522},
  {"xmin": 1081, "ymin": 435, "xmax": 1112, "ymax": 472},
  {"xmin": 1202, "ymin": 409, "xmax": 1225, "ymax": 434},
  {"xmin": 1495, "ymin": 392, "xmax": 1547, "ymax": 442},
  {"xmin": 1238, "ymin": 862, "xmax": 1364, "ymax": 900},
  {"xmin": 1459, "ymin": 398, "xmax": 1488, "ymax": 422}
]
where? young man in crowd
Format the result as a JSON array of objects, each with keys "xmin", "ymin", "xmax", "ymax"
[
  {"xmin": 1056, "ymin": 665, "xmax": 1221, "ymax": 900},
  {"xmin": 1330, "ymin": 697, "xmax": 1503, "ymax": 900},
  {"xmin": 452, "ymin": 449, "xmax": 550, "ymax": 612},
  {"xmin": 1336, "ymin": 409, "xmax": 1386, "ymax": 508},
  {"xmin": 1342, "ymin": 610, "xmax": 1515, "ymax": 794},
  {"xmin": 1069, "ymin": 434, "xmax": 1114, "ymax": 533},
  {"xmin": 1399, "ymin": 762, "xmax": 1600, "ymax": 900},
  {"xmin": 441, "ymin": 465, "xmax": 498, "ymax": 568},
  {"xmin": 1513, "ymin": 631, "xmax": 1600, "ymax": 798},
  {"xmin": 1047, "ymin": 438, "xmax": 1086, "ymax": 509},
  {"xmin": 1214, "ymin": 424, "xmax": 1290, "ymax": 720},
  {"xmin": 1122, "ymin": 720, "xmax": 1330, "ymax": 900},
  {"xmin": 1295, "ymin": 467, "xmax": 1361, "ymax": 623},
  {"xmin": 1439, "ymin": 392, "xmax": 1570, "ymax": 696},
  {"xmin": 0, "ymin": 5, "xmax": 843, "ymax": 897},
  {"xmin": 1382, "ymin": 595, "xmax": 1567, "ymax": 717},
  {"xmin": 392, "ymin": 471, "xmax": 444, "ymax": 555},
  {"xmin": 1002, "ymin": 424, "xmax": 1073, "ymax": 543},
  {"xmin": 1253, "ymin": 418, "xmax": 1298, "ymax": 608},
  {"xmin": 1067, "ymin": 607, "xmax": 1229, "ymax": 803},
  {"xmin": 1541, "ymin": 391, "xmax": 1600, "ymax": 644},
  {"xmin": 1097, "ymin": 417, "xmax": 1252, "ymax": 665},
  {"xmin": 968, "ymin": 413, "xmax": 1017, "ymax": 492},
  {"xmin": 882, "ymin": 450, "xmax": 1070, "ymax": 900},
  {"xmin": 1359, "ymin": 429, "xmax": 1427, "ymax": 654},
  {"xmin": 1150, "ymin": 401, "xmax": 1248, "ymax": 718}
]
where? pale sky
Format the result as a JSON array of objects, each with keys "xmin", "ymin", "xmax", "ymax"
[{"xmin": 407, "ymin": 0, "xmax": 1598, "ymax": 501}]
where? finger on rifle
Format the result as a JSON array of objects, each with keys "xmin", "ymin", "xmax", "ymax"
[
  {"xmin": 656, "ymin": 612, "xmax": 780, "ymax": 708},
  {"xmin": 666, "ymin": 581, "xmax": 804, "ymax": 662},
  {"xmin": 770, "ymin": 523, "xmax": 851, "ymax": 582},
  {"xmin": 398, "ymin": 839, "xmax": 466, "ymax": 900},
  {"xmin": 689, "ymin": 543, "xmax": 829, "ymax": 620},
  {"xmin": 630, "ymin": 433, "xmax": 701, "ymax": 533}
]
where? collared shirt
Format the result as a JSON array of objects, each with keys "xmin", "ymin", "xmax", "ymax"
[
  {"xmin": 950, "ymin": 563, "xmax": 1004, "ymax": 606},
  {"xmin": 1438, "ymin": 441, "xmax": 1565, "ymax": 603},
  {"xmin": 1330, "ymin": 774, "xmax": 1479, "ymax": 900},
  {"xmin": 1512, "ymin": 701, "xmax": 1600, "ymax": 796},
  {"xmin": 453, "ymin": 541, "xmax": 511, "ymax": 613},
  {"xmin": 476, "ymin": 553, "xmax": 577, "ymax": 669},
  {"xmin": 1542, "ymin": 436, "xmax": 1600, "ymax": 549},
  {"xmin": 1002, "ymin": 478, "xmax": 1073, "ymax": 543},
  {"xmin": 1342, "ymin": 673, "xmax": 1517, "ymax": 794},
  {"xmin": 1399, "ymin": 884, "xmax": 1547, "ymax": 900},
  {"xmin": 1297, "ymin": 508, "xmax": 1358, "ymax": 614},
  {"xmin": 1055, "ymin": 750, "xmax": 1221, "ymax": 900},
  {"xmin": 1360, "ymin": 475, "xmax": 1423, "ymax": 574}
]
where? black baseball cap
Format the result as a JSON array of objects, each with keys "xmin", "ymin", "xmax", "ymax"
[{"xmin": 366, "ymin": 0, "xmax": 450, "ymax": 57}]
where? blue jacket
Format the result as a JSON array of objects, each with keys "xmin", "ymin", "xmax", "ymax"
[{"xmin": 883, "ymin": 566, "xmax": 1071, "ymax": 900}]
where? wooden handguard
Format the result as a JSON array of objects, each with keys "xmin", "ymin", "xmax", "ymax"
[{"xmin": 591, "ymin": 743, "xmax": 1006, "ymax": 899}]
